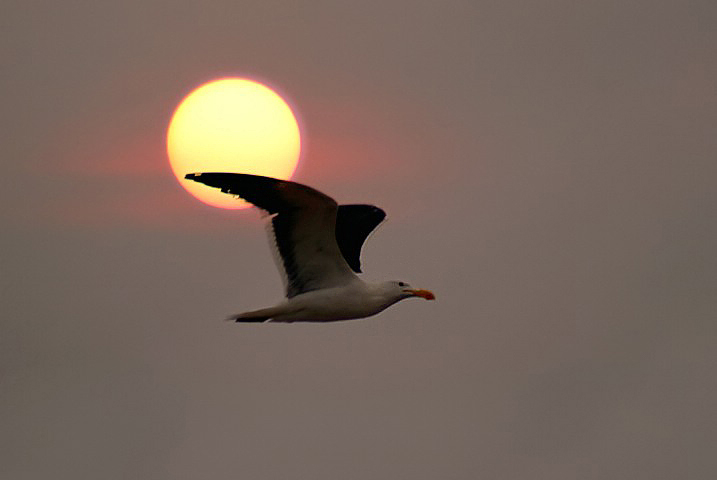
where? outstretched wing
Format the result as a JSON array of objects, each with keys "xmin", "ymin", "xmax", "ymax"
[
  {"xmin": 185, "ymin": 173, "xmax": 357, "ymax": 298},
  {"xmin": 335, "ymin": 204, "xmax": 386, "ymax": 273}
]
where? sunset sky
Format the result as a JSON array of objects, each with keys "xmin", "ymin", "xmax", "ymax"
[{"xmin": 2, "ymin": 1, "xmax": 716, "ymax": 479}]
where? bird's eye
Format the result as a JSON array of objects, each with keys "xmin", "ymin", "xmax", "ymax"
[{"xmin": 398, "ymin": 282, "xmax": 406, "ymax": 287}]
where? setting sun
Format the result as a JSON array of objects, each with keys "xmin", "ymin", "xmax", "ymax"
[{"xmin": 167, "ymin": 78, "xmax": 301, "ymax": 209}]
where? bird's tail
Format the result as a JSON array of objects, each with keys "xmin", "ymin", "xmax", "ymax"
[{"xmin": 227, "ymin": 306, "xmax": 280, "ymax": 323}]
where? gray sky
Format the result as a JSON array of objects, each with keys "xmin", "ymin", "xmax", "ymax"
[{"xmin": 2, "ymin": 1, "xmax": 716, "ymax": 479}]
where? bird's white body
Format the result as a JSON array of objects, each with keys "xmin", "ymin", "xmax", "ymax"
[{"xmin": 236, "ymin": 280, "xmax": 413, "ymax": 323}]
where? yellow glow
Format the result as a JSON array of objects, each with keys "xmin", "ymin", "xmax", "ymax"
[{"xmin": 167, "ymin": 78, "xmax": 301, "ymax": 208}]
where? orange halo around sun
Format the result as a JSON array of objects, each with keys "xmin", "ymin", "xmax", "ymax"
[{"xmin": 167, "ymin": 77, "xmax": 301, "ymax": 209}]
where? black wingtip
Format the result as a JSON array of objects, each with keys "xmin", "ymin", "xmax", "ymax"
[
  {"xmin": 335, "ymin": 204, "xmax": 386, "ymax": 273},
  {"xmin": 229, "ymin": 316, "xmax": 270, "ymax": 323},
  {"xmin": 185, "ymin": 173, "xmax": 198, "ymax": 180}
]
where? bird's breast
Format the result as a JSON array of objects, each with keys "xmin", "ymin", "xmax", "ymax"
[{"xmin": 287, "ymin": 283, "xmax": 391, "ymax": 321}]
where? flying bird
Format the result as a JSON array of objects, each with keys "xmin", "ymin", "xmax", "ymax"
[{"xmin": 185, "ymin": 173, "xmax": 435, "ymax": 323}]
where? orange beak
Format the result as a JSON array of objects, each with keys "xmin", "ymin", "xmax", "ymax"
[{"xmin": 408, "ymin": 289, "xmax": 436, "ymax": 300}]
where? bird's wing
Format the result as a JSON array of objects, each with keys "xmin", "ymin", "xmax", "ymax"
[
  {"xmin": 335, "ymin": 204, "xmax": 386, "ymax": 273},
  {"xmin": 185, "ymin": 173, "xmax": 358, "ymax": 298}
]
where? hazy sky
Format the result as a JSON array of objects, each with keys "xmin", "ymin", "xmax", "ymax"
[{"xmin": 2, "ymin": 1, "xmax": 716, "ymax": 479}]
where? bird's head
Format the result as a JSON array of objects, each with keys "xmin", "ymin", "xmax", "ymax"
[{"xmin": 389, "ymin": 280, "xmax": 436, "ymax": 301}]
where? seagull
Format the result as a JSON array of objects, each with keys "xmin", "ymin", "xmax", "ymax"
[{"xmin": 185, "ymin": 172, "xmax": 435, "ymax": 323}]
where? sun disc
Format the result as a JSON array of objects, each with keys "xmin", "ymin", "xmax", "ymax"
[{"xmin": 167, "ymin": 78, "xmax": 301, "ymax": 209}]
